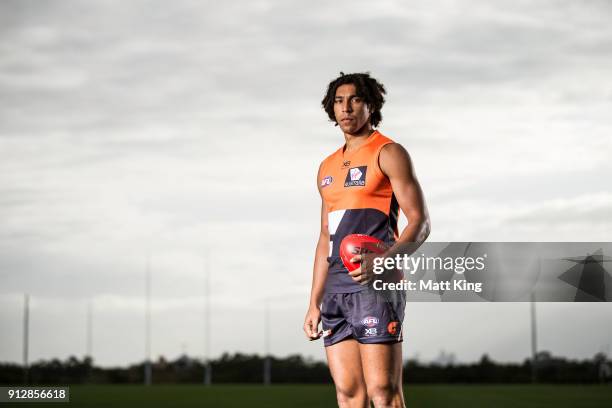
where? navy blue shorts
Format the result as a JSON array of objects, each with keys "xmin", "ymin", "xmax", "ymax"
[{"xmin": 321, "ymin": 289, "xmax": 406, "ymax": 347}]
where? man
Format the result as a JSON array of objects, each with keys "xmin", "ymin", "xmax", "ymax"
[{"xmin": 303, "ymin": 72, "xmax": 430, "ymax": 408}]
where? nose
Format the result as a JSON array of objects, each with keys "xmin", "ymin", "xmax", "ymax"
[{"xmin": 342, "ymin": 99, "xmax": 352, "ymax": 113}]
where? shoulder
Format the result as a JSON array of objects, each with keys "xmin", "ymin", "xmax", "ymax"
[
  {"xmin": 372, "ymin": 130, "xmax": 400, "ymax": 158},
  {"xmin": 374, "ymin": 130, "xmax": 395, "ymax": 146},
  {"xmin": 380, "ymin": 142, "xmax": 410, "ymax": 158},
  {"xmin": 379, "ymin": 142, "xmax": 413, "ymax": 177},
  {"xmin": 317, "ymin": 149, "xmax": 337, "ymax": 181},
  {"xmin": 319, "ymin": 146, "xmax": 342, "ymax": 170}
]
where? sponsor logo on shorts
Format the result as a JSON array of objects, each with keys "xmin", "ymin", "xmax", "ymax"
[
  {"xmin": 362, "ymin": 316, "xmax": 379, "ymax": 328},
  {"xmin": 364, "ymin": 328, "xmax": 378, "ymax": 337},
  {"xmin": 387, "ymin": 321, "xmax": 399, "ymax": 336},
  {"xmin": 344, "ymin": 166, "xmax": 367, "ymax": 187},
  {"xmin": 320, "ymin": 176, "xmax": 333, "ymax": 187}
]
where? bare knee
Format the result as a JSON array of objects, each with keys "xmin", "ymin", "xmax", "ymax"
[
  {"xmin": 336, "ymin": 383, "xmax": 366, "ymax": 407},
  {"xmin": 368, "ymin": 382, "xmax": 403, "ymax": 407}
]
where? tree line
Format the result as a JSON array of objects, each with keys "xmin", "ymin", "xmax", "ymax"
[{"xmin": 1, "ymin": 351, "xmax": 610, "ymax": 385}]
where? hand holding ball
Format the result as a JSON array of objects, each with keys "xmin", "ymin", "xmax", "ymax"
[{"xmin": 340, "ymin": 234, "xmax": 387, "ymax": 272}]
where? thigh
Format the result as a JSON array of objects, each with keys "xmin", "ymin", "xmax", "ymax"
[
  {"xmin": 359, "ymin": 342, "xmax": 403, "ymax": 389},
  {"xmin": 326, "ymin": 339, "xmax": 367, "ymax": 393}
]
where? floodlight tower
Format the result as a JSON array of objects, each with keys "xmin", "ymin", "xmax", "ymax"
[
  {"xmin": 204, "ymin": 251, "xmax": 212, "ymax": 386},
  {"xmin": 530, "ymin": 292, "xmax": 538, "ymax": 383},
  {"xmin": 144, "ymin": 254, "xmax": 152, "ymax": 385},
  {"xmin": 86, "ymin": 300, "xmax": 93, "ymax": 359},
  {"xmin": 23, "ymin": 294, "xmax": 29, "ymax": 385},
  {"xmin": 263, "ymin": 297, "xmax": 271, "ymax": 385}
]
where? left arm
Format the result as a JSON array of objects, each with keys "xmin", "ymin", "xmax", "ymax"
[
  {"xmin": 349, "ymin": 143, "xmax": 430, "ymax": 284},
  {"xmin": 379, "ymin": 142, "xmax": 430, "ymax": 258}
]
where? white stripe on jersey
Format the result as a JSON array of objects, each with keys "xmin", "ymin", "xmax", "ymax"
[{"xmin": 327, "ymin": 210, "xmax": 346, "ymax": 257}]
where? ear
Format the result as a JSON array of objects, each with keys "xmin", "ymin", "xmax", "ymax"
[{"xmin": 367, "ymin": 105, "xmax": 374, "ymax": 119}]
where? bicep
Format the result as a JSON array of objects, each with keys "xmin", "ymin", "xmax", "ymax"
[
  {"xmin": 320, "ymin": 199, "xmax": 329, "ymax": 237},
  {"xmin": 380, "ymin": 144, "xmax": 428, "ymax": 221},
  {"xmin": 316, "ymin": 164, "xmax": 330, "ymax": 238}
]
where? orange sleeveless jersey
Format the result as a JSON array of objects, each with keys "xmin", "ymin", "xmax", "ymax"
[{"xmin": 318, "ymin": 130, "xmax": 399, "ymax": 293}]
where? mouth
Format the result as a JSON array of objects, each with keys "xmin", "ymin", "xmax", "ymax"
[{"xmin": 340, "ymin": 118, "xmax": 354, "ymax": 123}]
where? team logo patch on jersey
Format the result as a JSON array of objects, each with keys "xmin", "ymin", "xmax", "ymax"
[
  {"xmin": 320, "ymin": 176, "xmax": 333, "ymax": 187},
  {"xmin": 344, "ymin": 166, "xmax": 367, "ymax": 187}
]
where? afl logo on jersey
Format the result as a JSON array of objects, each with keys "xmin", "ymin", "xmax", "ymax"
[
  {"xmin": 344, "ymin": 166, "xmax": 367, "ymax": 187},
  {"xmin": 321, "ymin": 176, "xmax": 333, "ymax": 187}
]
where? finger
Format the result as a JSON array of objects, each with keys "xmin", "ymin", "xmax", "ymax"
[
  {"xmin": 304, "ymin": 320, "xmax": 315, "ymax": 337},
  {"xmin": 308, "ymin": 319, "xmax": 319, "ymax": 338},
  {"xmin": 348, "ymin": 267, "xmax": 362, "ymax": 277},
  {"xmin": 303, "ymin": 322, "xmax": 311, "ymax": 337},
  {"xmin": 308, "ymin": 331, "xmax": 322, "ymax": 341},
  {"xmin": 350, "ymin": 255, "xmax": 362, "ymax": 263}
]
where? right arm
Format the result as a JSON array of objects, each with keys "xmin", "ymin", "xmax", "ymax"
[{"xmin": 303, "ymin": 168, "xmax": 330, "ymax": 340}]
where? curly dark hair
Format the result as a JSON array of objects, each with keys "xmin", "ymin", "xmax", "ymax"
[{"xmin": 321, "ymin": 72, "xmax": 387, "ymax": 127}]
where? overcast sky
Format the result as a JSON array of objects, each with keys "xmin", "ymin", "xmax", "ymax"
[{"xmin": 1, "ymin": 0, "xmax": 611, "ymax": 367}]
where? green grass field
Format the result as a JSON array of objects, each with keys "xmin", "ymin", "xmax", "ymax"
[{"xmin": 9, "ymin": 384, "xmax": 612, "ymax": 407}]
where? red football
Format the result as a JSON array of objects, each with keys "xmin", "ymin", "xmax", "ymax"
[{"xmin": 340, "ymin": 234, "xmax": 387, "ymax": 272}]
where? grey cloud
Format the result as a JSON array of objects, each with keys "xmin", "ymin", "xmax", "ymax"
[
  {"xmin": 505, "ymin": 200, "xmax": 612, "ymax": 226},
  {"xmin": 2, "ymin": 0, "xmax": 612, "ymax": 365},
  {"xmin": 432, "ymin": 165, "xmax": 612, "ymax": 204}
]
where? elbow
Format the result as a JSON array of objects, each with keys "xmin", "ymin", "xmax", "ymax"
[
  {"xmin": 409, "ymin": 212, "xmax": 431, "ymax": 242},
  {"xmin": 421, "ymin": 216, "xmax": 431, "ymax": 242}
]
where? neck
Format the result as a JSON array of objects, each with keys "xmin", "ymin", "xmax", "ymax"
[{"xmin": 344, "ymin": 125, "xmax": 374, "ymax": 152}]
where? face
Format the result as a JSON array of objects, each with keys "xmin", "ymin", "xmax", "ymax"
[{"xmin": 333, "ymin": 83, "xmax": 371, "ymax": 134}]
